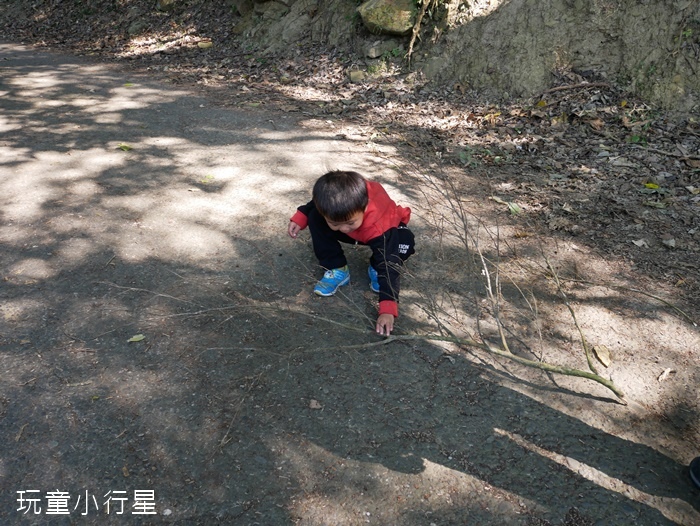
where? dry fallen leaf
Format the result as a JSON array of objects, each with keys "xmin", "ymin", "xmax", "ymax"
[
  {"xmin": 587, "ymin": 117, "xmax": 605, "ymax": 130},
  {"xmin": 490, "ymin": 196, "xmax": 521, "ymax": 214},
  {"xmin": 309, "ymin": 399, "xmax": 322, "ymax": 410},
  {"xmin": 548, "ymin": 217, "xmax": 573, "ymax": 230},
  {"xmin": 592, "ymin": 345, "xmax": 612, "ymax": 368}
]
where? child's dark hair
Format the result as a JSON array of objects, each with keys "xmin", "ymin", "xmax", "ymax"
[{"xmin": 312, "ymin": 170, "xmax": 368, "ymax": 222}]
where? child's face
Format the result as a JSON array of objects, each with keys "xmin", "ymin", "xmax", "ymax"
[{"xmin": 325, "ymin": 210, "xmax": 364, "ymax": 234}]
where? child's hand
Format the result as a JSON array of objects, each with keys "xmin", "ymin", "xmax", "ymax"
[
  {"xmin": 288, "ymin": 221, "xmax": 301, "ymax": 239},
  {"xmin": 376, "ymin": 313, "xmax": 395, "ymax": 336}
]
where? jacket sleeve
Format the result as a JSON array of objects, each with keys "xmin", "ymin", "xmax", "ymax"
[
  {"xmin": 367, "ymin": 227, "xmax": 404, "ymax": 317},
  {"xmin": 290, "ymin": 201, "xmax": 314, "ymax": 230}
]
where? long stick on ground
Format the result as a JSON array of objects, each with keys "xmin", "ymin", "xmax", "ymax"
[
  {"xmin": 340, "ymin": 333, "xmax": 626, "ymax": 402},
  {"xmin": 544, "ymin": 256, "xmax": 601, "ymax": 376}
]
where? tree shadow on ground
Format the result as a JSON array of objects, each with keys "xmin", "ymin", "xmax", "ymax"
[{"xmin": 2, "ymin": 252, "xmax": 699, "ymax": 524}]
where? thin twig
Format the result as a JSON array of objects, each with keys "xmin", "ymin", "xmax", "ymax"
[
  {"xmin": 154, "ymin": 301, "xmax": 366, "ymax": 334},
  {"xmin": 218, "ymin": 372, "xmax": 265, "ymax": 450},
  {"xmin": 561, "ymin": 277, "xmax": 698, "ymax": 327},
  {"xmin": 629, "ymin": 144, "xmax": 700, "ymax": 160},
  {"xmin": 15, "ymin": 424, "xmax": 28, "ymax": 442},
  {"xmin": 541, "ymin": 82, "xmax": 610, "ymax": 95},
  {"xmin": 99, "ymin": 281, "xmax": 199, "ymax": 305},
  {"xmin": 545, "ymin": 255, "xmax": 600, "ymax": 376}
]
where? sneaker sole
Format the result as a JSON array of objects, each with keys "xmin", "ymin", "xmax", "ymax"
[{"xmin": 313, "ymin": 277, "xmax": 350, "ymax": 297}]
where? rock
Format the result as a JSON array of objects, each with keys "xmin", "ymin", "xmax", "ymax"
[
  {"xmin": 156, "ymin": 0, "xmax": 176, "ymax": 12},
  {"xmin": 127, "ymin": 20, "xmax": 149, "ymax": 36},
  {"xmin": 229, "ymin": 0, "xmax": 255, "ymax": 16},
  {"xmin": 365, "ymin": 38, "xmax": 402, "ymax": 59},
  {"xmin": 357, "ymin": 0, "xmax": 417, "ymax": 36},
  {"xmin": 661, "ymin": 235, "xmax": 676, "ymax": 249},
  {"xmin": 349, "ymin": 69, "xmax": 366, "ymax": 83},
  {"xmin": 366, "ymin": 42, "xmax": 383, "ymax": 59},
  {"xmin": 256, "ymin": 1, "xmax": 288, "ymax": 20}
]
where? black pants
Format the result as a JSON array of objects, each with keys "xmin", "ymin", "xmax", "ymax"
[{"xmin": 307, "ymin": 206, "xmax": 415, "ymax": 270}]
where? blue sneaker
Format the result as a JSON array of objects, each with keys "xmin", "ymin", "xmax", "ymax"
[
  {"xmin": 368, "ymin": 265, "xmax": 380, "ymax": 293},
  {"xmin": 314, "ymin": 266, "xmax": 350, "ymax": 296}
]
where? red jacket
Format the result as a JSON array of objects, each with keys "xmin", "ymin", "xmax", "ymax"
[{"xmin": 345, "ymin": 181, "xmax": 411, "ymax": 243}]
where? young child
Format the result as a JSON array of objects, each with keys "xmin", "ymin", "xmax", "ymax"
[{"xmin": 288, "ymin": 170, "xmax": 415, "ymax": 336}]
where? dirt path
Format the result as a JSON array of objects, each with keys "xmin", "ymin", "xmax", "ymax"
[{"xmin": 1, "ymin": 42, "xmax": 699, "ymax": 525}]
